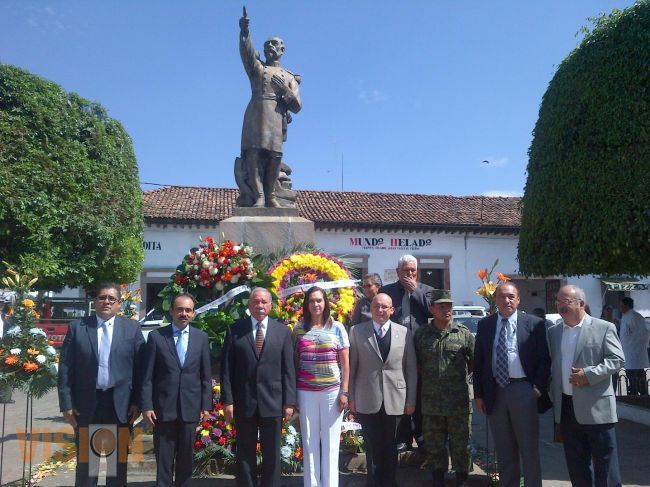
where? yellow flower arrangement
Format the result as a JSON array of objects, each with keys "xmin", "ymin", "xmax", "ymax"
[
  {"xmin": 268, "ymin": 251, "xmax": 356, "ymax": 327},
  {"xmin": 475, "ymin": 259, "xmax": 511, "ymax": 314}
]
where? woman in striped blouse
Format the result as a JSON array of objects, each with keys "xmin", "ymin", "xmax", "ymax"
[{"xmin": 294, "ymin": 286, "xmax": 350, "ymax": 487}]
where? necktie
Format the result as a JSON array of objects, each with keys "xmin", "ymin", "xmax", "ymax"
[
  {"xmin": 401, "ymin": 292, "xmax": 411, "ymax": 327},
  {"xmin": 495, "ymin": 318, "xmax": 510, "ymax": 387},
  {"xmin": 97, "ymin": 321, "xmax": 111, "ymax": 389},
  {"xmin": 377, "ymin": 326, "xmax": 386, "ymax": 338},
  {"xmin": 176, "ymin": 329, "xmax": 187, "ymax": 366},
  {"xmin": 255, "ymin": 322, "xmax": 264, "ymax": 356}
]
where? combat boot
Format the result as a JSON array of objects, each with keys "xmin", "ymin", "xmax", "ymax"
[
  {"xmin": 456, "ymin": 471, "xmax": 468, "ymax": 486},
  {"xmin": 432, "ymin": 470, "xmax": 445, "ymax": 487}
]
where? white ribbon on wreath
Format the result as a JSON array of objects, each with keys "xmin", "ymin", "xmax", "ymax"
[
  {"xmin": 277, "ymin": 279, "xmax": 360, "ymax": 298},
  {"xmin": 195, "ymin": 285, "xmax": 252, "ymax": 315}
]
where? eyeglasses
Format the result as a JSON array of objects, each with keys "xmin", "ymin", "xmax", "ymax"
[
  {"xmin": 96, "ymin": 295, "xmax": 119, "ymax": 304},
  {"xmin": 555, "ymin": 298, "xmax": 578, "ymax": 305}
]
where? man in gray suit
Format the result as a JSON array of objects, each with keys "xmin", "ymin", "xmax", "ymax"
[
  {"xmin": 58, "ymin": 283, "xmax": 145, "ymax": 487},
  {"xmin": 548, "ymin": 285, "xmax": 625, "ymax": 487},
  {"xmin": 349, "ymin": 293, "xmax": 417, "ymax": 487}
]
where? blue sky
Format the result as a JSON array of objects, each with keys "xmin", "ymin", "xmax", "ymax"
[{"xmin": 0, "ymin": 0, "xmax": 636, "ymax": 197}]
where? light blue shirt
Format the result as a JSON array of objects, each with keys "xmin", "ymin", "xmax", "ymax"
[{"xmin": 492, "ymin": 310, "xmax": 526, "ymax": 379}]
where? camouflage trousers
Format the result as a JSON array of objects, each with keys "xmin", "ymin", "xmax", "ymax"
[{"xmin": 422, "ymin": 413, "xmax": 472, "ymax": 473}]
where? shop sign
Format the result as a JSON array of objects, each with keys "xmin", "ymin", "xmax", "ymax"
[
  {"xmin": 143, "ymin": 241, "xmax": 162, "ymax": 251},
  {"xmin": 349, "ymin": 236, "xmax": 433, "ymax": 250}
]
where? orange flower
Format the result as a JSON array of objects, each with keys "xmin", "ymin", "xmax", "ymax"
[
  {"xmin": 256, "ymin": 442, "xmax": 261, "ymax": 453},
  {"xmin": 476, "ymin": 268, "xmax": 488, "ymax": 280},
  {"xmin": 21, "ymin": 298, "xmax": 36, "ymax": 309},
  {"xmin": 23, "ymin": 361, "xmax": 39, "ymax": 373},
  {"xmin": 31, "ymin": 310, "xmax": 41, "ymax": 319},
  {"xmin": 496, "ymin": 272, "xmax": 510, "ymax": 282},
  {"xmin": 295, "ymin": 446, "xmax": 303, "ymax": 461},
  {"xmin": 27, "ymin": 348, "xmax": 40, "ymax": 356},
  {"xmin": 5, "ymin": 355, "xmax": 19, "ymax": 365}
]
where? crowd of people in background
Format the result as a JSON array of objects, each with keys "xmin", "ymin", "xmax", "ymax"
[{"xmin": 49, "ymin": 253, "xmax": 650, "ymax": 487}]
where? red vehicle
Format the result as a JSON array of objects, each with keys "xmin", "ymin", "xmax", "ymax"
[{"xmin": 37, "ymin": 297, "xmax": 92, "ymax": 347}]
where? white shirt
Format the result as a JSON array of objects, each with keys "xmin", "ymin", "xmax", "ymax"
[
  {"xmin": 96, "ymin": 315, "xmax": 115, "ymax": 389},
  {"xmin": 373, "ymin": 320, "xmax": 391, "ymax": 338},
  {"xmin": 619, "ymin": 309, "xmax": 650, "ymax": 369},
  {"xmin": 96, "ymin": 316, "xmax": 115, "ymax": 355},
  {"xmin": 561, "ymin": 317, "xmax": 584, "ymax": 396},
  {"xmin": 492, "ymin": 311, "xmax": 526, "ymax": 379},
  {"xmin": 251, "ymin": 316, "xmax": 269, "ymax": 340}
]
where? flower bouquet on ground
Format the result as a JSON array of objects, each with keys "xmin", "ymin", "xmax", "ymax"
[
  {"xmin": 340, "ymin": 411, "xmax": 365, "ymax": 454},
  {"xmin": 192, "ymin": 381, "xmax": 304, "ymax": 475},
  {"xmin": 0, "ymin": 264, "xmax": 58, "ymax": 399},
  {"xmin": 267, "ymin": 251, "xmax": 357, "ymax": 329},
  {"xmin": 193, "ymin": 381, "xmax": 236, "ymax": 474},
  {"xmin": 475, "ymin": 259, "xmax": 511, "ymax": 315},
  {"xmin": 279, "ymin": 421, "xmax": 303, "ymax": 474}
]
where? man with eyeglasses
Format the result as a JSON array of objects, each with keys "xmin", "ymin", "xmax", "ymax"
[
  {"xmin": 58, "ymin": 283, "xmax": 145, "ymax": 487},
  {"xmin": 473, "ymin": 282, "xmax": 551, "ymax": 487},
  {"xmin": 548, "ymin": 285, "xmax": 625, "ymax": 487}
]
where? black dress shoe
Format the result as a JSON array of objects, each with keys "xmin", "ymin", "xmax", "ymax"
[{"xmin": 396, "ymin": 442, "xmax": 409, "ymax": 452}]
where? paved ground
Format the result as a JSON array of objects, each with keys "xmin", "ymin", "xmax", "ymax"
[
  {"xmin": 0, "ymin": 389, "xmax": 72, "ymax": 486},
  {"xmin": 2, "ymin": 390, "xmax": 650, "ymax": 486}
]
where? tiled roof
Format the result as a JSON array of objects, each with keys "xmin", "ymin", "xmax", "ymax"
[{"xmin": 143, "ymin": 186, "xmax": 521, "ymax": 234}]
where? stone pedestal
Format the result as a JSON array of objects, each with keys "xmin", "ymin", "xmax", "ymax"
[{"xmin": 220, "ymin": 209, "xmax": 314, "ymax": 252}]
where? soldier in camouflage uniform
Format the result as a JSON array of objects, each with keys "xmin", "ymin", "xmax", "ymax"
[{"xmin": 414, "ymin": 290, "xmax": 475, "ymax": 487}]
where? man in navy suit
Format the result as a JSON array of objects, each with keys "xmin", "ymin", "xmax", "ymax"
[
  {"xmin": 220, "ymin": 287, "xmax": 296, "ymax": 487},
  {"xmin": 141, "ymin": 293, "xmax": 212, "ymax": 487},
  {"xmin": 58, "ymin": 283, "xmax": 145, "ymax": 487},
  {"xmin": 473, "ymin": 282, "xmax": 551, "ymax": 487}
]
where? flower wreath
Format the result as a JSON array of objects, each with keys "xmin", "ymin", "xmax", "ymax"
[{"xmin": 268, "ymin": 251, "xmax": 356, "ymax": 328}]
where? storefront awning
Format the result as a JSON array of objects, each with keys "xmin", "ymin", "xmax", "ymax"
[{"xmin": 602, "ymin": 281, "xmax": 648, "ymax": 291}]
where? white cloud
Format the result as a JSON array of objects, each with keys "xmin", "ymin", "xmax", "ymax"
[
  {"xmin": 480, "ymin": 156, "xmax": 509, "ymax": 168},
  {"xmin": 359, "ymin": 89, "xmax": 388, "ymax": 104},
  {"xmin": 482, "ymin": 190, "xmax": 523, "ymax": 197}
]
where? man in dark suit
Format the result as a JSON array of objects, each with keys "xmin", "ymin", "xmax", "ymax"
[
  {"xmin": 220, "ymin": 287, "xmax": 296, "ymax": 487},
  {"xmin": 379, "ymin": 254, "xmax": 432, "ymax": 452},
  {"xmin": 473, "ymin": 282, "xmax": 551, "ymax": 487},
  {"xmin": 141, "ymin": 293, "xmax": 212, "ymax": 487},
  {"xmin": 58, "ymin": 283, "xmax": 145, "ymax": 487},
  {"xmin": 349, "ymin": 293, "xmax": 417, "ymax": 487}
]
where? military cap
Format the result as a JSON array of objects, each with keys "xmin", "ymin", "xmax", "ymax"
[{"xmin": 431, "ymin": 289, "xmax": 453, "ymax": 304}]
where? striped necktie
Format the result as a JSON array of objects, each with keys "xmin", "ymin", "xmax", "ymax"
[
  {"xmin": 495, "ymin": 318, "xmax": 510, "ymax": 387},
  {"xmin": 255, "ymin": 321, "xmax": 265, "ymax": 356}
]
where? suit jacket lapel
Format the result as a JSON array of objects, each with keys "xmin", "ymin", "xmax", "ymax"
[
  {"xmin": 163, "ymin": 325, "xmax": 182, "ymax": 368},
  {"xmin": 365, "ymin": 322, "xmax": 383, "ymax": 361},
  {"xmin": 386, "ymin": 321, "xmax": 401, "ymax": 363},
  {"xmin": 485, "ymin": 315, "xmax": 497, "ymax": 374},
  {"xmin": 86, "ymin": 316, "xmax": 99, "ymax": 360},
  {"xmin": 573, "ymin": 315, "xmax": 590, "ymax": 362},
  {"xmin": 516, "ymin": 313, "xmax": 528, "ymax": 350},
  {"xmin": 110, "ymin": 316, "xmax": 124, "ymax": 358},
  {"xmin": 246, "ymin": 317, "xmax": 259, "ymax": 360},
  {"xmin": 184, "ymin": 326, "xmax": 198, "ymax": 366}
]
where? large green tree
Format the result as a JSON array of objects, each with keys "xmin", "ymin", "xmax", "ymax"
[
  {"xmin": 519, "ymin": 2, "xmax": 650, "ymax": 276},
  {"xmin": 0, "ymin": 64, "xmax": 144, "ymax": 290}
]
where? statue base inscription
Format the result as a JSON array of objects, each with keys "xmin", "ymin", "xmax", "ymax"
[{"xmin": 220, "ymin": 215, "xmax": 314, "ymax": 253}]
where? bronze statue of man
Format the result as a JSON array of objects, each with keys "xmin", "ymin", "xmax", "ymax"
[{"xmin": 237, "ymin": 7, "xmax": 302, "ymax": 208}]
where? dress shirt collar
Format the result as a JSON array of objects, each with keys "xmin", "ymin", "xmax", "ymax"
[
  {"xmin": 97, "ymin": 315, "xmax": 115, "ymax": 327},
  {"xmin": 373, "ymin": 320, "xmax": 390, "ymax": 336},
  {"xmin": 172, "ymin": 323, "xmax": 189, "ymax": 335},
  {"xmin": 497, "ymin": 310, "xmax": 518, "ymax": 327},
  {"xmin": 252, "ymin": 316, "xmax": 269, "ymax": 331}
]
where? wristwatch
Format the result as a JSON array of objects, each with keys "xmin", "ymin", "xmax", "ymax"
[{"xmin": 340, "ymin": 391, "xmax": 349, "ymax": 397}]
